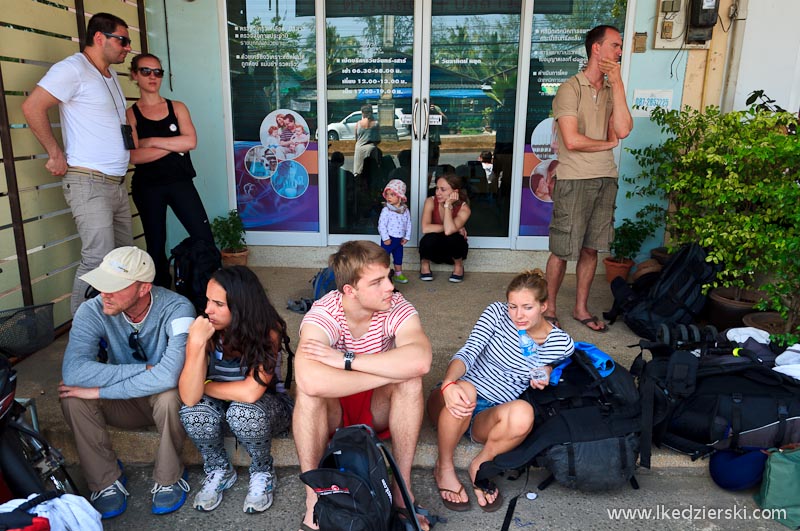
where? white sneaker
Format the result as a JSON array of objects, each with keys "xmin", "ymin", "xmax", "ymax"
[
  {"xmin": 193, "ymin": 466, "xmax": 237, "ymax": 512},
  {"xmin": 243, "ymin": 468, "xmax": 275, "ymax": 513}
]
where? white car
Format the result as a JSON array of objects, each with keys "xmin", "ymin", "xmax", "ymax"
[{"xmin": 327, "ymin": 107, "xmax": 409, "ymax": 141}]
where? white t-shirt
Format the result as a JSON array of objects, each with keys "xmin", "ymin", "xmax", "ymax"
[{"xmin": 38, "ymin": 53, "xmax": 129, "ymax": 176}]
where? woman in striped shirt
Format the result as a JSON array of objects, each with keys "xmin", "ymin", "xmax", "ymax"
[
  {"xmin": 178, "ymin": 266, "xmax": 294, "ymax": 514},
  {"xmin": 428, "ymin": 269, "xmax": 574, "ymax": 513}
]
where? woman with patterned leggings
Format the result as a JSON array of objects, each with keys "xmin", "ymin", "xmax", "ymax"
[{"xmin": 178, "ymin": 266, "xmax": 293, "ymax": 514}]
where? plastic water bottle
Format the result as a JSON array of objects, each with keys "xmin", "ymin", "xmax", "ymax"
[
  {"xmin": 518, "ymin": 329, "xmax": 536, "ymax": 357},
  {"xmin": 518, "ymin": 330, "xmax": 548, "ymax": 382}
]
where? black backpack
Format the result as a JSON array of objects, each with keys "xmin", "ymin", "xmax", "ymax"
[
  {"xmin": 170, "ymin": 237, "xmax": 222, "ymax": 315},
  {"xmin": 604, "ymin": 243, "xmax": 719, "ymax": 340},
  {"xmin": 299, "ymin": 424, "xmax": 422, "ymax": 531},
  {"xmin": 477, "ymin": 348, "xmax": 641, "ymax": 493},
  {"xmin": 632, "ymin": 341, "xmax": 800, "ymax": 468}
]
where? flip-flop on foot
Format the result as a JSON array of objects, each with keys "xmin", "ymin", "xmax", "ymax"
[
  {"xmin": 573, "ymin": 315, "xmax": 608, "ymax": 333},
  {"xmin": 436, "ymin": 484, "xmax": 470, "ymax": 512},
  {"xmin": 472, "ymin": 478, "xmax": 503, "ymax": 513}
]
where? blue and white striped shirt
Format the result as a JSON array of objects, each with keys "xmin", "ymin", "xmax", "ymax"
[{"xmin": 453, "ymin": 302, "xmax": 574, "ymax": 404}]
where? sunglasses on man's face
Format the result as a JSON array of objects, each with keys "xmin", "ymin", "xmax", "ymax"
[
  {"xmin": 102, "ymin": 32, "xmax": 132, "ymax": 47},
  {"xmin": 128, "ymin": 330, "xmax": 148, "ymax": 362},
  {"xmin": 136, "ymin": 67, "xmax": 165, "ymax": 78}
]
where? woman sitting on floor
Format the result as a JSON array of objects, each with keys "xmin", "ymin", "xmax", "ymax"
[
  {"xmin": 427, "ymin": 269, "xmax": 574, "ymax": 512},
  {"xmin": 418, "ymin": 172, "xmax": 471, "ymax": 283}
]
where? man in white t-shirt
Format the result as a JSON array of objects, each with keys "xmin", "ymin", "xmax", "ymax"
[
  {"xmin": 22, "ymin": 12, "xmax": 135, "ymax": 315},
  {"xmin": 294, "ymin": 240, "xmax": 433, "ymax": 531}
]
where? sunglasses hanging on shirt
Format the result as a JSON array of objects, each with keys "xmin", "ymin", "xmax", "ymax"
[{"xmin": 128, "ymin": 330, "xmax": 148, "ymax": 362}]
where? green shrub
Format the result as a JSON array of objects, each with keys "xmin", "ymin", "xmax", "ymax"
[{"xmin": 628, "ymin": 100, "xmax": 800, "ymax": 343}]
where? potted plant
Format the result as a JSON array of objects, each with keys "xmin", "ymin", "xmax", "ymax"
[
  {"xmin": 211, "ymin": 209, "xmax": 249, "ymax": 266},
  {"xmin": 628, "ymin": 95, "xmax": 800, "ymax": 341},
  {"xmin": 603, "ymin": 214, "xmax": 656, "ymax": 282}
]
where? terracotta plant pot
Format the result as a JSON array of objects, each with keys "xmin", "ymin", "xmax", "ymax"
[
  {"xmin": 603, "ymin": 257, "xmax": 634, "ymax": 283},
  {"xmin": 742, "ymin": 312, "xmax": 786, "ymax": 335},
  {"xmin": 221, "ymin": 248, "xmax": 249, "ymax": 267},
  {"xmin": 707, "ymin": 287, "xmax": 766, "ymax": 330}
]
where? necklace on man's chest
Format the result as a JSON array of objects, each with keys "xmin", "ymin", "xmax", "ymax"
[{"xmin": 122, "ymin": 293, "xmax": 152, "ymax": 331}]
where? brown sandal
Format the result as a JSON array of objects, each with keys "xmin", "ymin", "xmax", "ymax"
[{"xmin": 437, "ymin": 484, "xmax": 471, "ymax": 512}]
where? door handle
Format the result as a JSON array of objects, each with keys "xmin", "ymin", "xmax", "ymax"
[
  {"xmin": 422, "ymin": 97, "xmax": 430, "ymax": 140},
  {"xmin": 412, "ymin": 98, "xmax": 419, "ymax": 139}
]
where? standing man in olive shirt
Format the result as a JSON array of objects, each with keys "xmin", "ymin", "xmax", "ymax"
[{"xmin": 544, "ymin": 25, "xmax": 633, "ymax": 333}]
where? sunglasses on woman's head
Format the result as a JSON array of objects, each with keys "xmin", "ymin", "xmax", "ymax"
[
  {"xmin": 102, "ymin": 32, "xmax": 132, "ymax": 47},
  {"xmin": 136, "ymin": 67, "xmax": 165, "ymax": 78},
  {"xmin": 129, "ymin": 330, "xmax": 148, "ymax": 362}
]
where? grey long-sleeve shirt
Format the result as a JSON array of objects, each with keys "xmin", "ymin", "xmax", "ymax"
[{"xmin": 62, "ymin": 286, "xmax": 195, "ymax": 399}]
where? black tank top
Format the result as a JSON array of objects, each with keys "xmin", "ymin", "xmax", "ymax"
[{"xmin": 131, "ymin": 99, "xmax": 196, "ymax": 186}]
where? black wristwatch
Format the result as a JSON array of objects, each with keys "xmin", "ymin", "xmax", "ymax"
[{"xmin": 344, "ymin": 351, "xmax": 355, "ymax": 371}]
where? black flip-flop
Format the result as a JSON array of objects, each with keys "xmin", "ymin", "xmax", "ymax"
[
  {"xmin": 472, "ymin": 478, "xmax": 504, "ymax": 513},
  {"xmin": 574, "ymin": 315, "xmax": 608, "ymax": 333}
]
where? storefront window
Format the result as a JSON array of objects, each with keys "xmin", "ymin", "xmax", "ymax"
[
  {"xmin": 324, "ymin": 6, "xmax": 414, "ymax": 235},
  {"xmin": 227, "ymin": 1, "xmax": 319, "ymax": 231}
]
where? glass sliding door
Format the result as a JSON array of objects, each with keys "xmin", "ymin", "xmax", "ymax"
[
  {"xmin": 425, "ymin": 5, "xmax": 522, "ymax": 239},
  {"xmin": 322, "ymin": 1, "xmax": 528, "ymax": 246},
  {"xmin": 324, "ymin": 2, "xmax": 415, "ymax": 235}
]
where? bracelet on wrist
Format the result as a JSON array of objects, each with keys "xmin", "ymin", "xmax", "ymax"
[{"xmin": 440, "ymin": 381, "xmax": 458, "ymax": 394}]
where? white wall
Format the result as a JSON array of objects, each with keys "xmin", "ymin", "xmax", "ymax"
[
  {"xmin": 726, "ymin": 0, "xmax": 800, "ymax": 112},
  {"xmin": 143, "ymin": 1, "xmax": 231, "ymax": 250}
]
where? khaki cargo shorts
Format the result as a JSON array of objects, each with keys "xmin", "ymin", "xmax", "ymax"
[{"xmin": 548, "ymin": 177, "xmax": 617, "ymax": 261}]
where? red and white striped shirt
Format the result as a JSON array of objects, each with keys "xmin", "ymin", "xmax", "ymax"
[{"xmin": 301, "ymin": 290, "xmax": 418, "ymax": 355}]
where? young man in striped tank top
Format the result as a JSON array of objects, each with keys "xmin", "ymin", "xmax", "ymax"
[{"xmin": 293, "ymin": 240, "xmax": 433, "ymax": 531}]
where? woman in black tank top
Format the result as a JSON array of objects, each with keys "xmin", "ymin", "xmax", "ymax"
[{"xmin": 126, "ymin": 53, "xmax": 214, "ymax": 288}]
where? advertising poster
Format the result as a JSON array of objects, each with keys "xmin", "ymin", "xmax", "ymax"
[
  {"xmin": 227, "ymin": 2, "xmax": 319, "ymax": 232},
  {"xmin": 519, "ymin": 118, "xmax": 559, "ymax": 236}
]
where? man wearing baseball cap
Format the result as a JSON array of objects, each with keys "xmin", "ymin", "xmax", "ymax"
[{"xmin": 59, "ymin": 246, "xmax": 196, "ymax": 518}]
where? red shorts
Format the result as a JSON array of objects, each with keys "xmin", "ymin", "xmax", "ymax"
[{"xmin": 339, "ymin": 389, "xmax": 391, "ymax": 440}]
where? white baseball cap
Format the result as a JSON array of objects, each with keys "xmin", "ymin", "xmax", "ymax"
[{"xmin": 80, "ymin": 246, "xmax": 156, "ymax": 293}]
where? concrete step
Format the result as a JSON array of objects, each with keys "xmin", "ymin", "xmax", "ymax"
[{"xmin": 41, "ymin": 422, "xmax": 705, "ymax": 475}]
